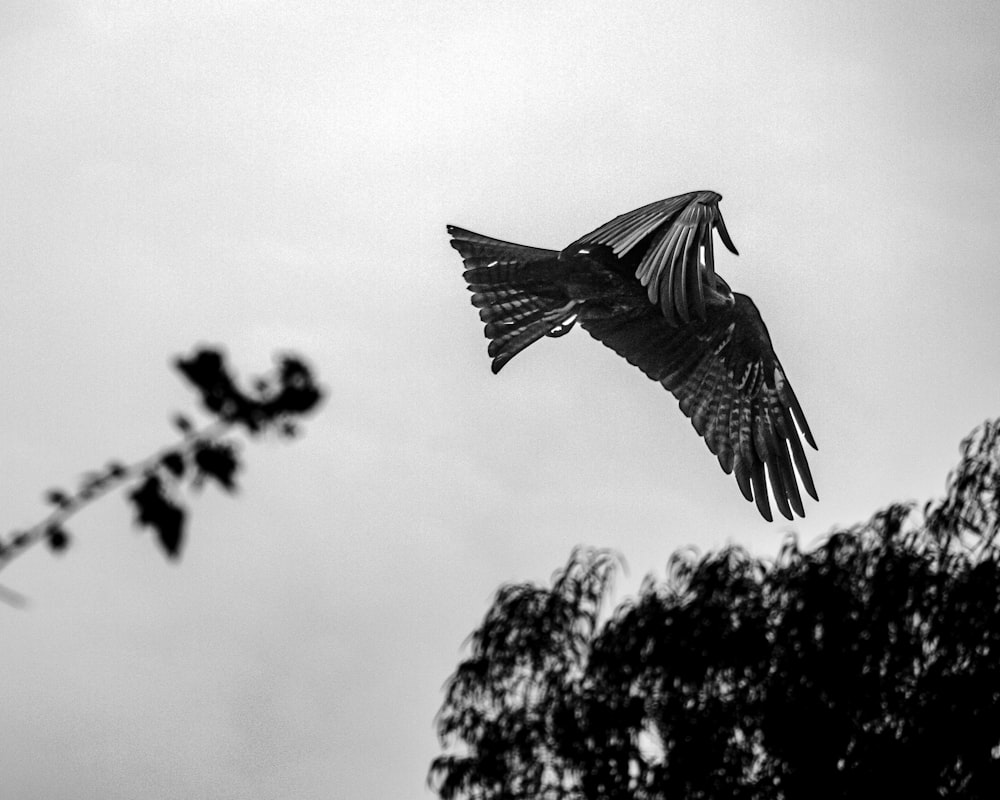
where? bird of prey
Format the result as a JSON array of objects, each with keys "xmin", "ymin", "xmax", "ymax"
[{"xmin": 447, "ymin": 191, "xmax": 817, "ymax": 521}]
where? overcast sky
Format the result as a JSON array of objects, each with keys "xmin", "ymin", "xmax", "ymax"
[{"xmin": 2, "ymin": 2, "xmax": 999, "ymax": 798}]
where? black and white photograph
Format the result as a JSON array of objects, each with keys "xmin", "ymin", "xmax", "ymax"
[{"xmin": 2, "ymin": 2, "xmax": 999, "ymax": 797}]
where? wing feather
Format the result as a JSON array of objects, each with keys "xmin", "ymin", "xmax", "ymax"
[
  {"xmin": 711, "ymin": 382, "xmax": 736, "ymax": 474},
  {"xmin": 750, "ymin": 457, "xmax": 771, "ymax": 521},
  {"xmin": 703, "ymin": 220, "xmax": 717, "ymax": 286},
  {"xmin": 756, "ymin": 416, "xmax": 791, "ymax": 521},
  {"xmin": 734, "ymin": 453, "xmax": 754, "ymax": 504},
  {"xmin": 640, "ymin": 227, "xmax": 674, "ymax": 293},
  {"xmin": 677, "ymin": 226, "xmax": 698, "ymax": 322},
  {"xmin": 573, "ymin": 195, "xmax": 692, "ymax": 256},
  {"xmin": 568, "ymin": 191, "xmax": 739, "ymax": 325},
  {"xmin": 582, "ymin": 294, "xmax": 817, "ymax": 521}
]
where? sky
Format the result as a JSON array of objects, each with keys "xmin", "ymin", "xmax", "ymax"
[{"xmin": 1, "ymin": 1, "xmax": 999, "ymax": 798}]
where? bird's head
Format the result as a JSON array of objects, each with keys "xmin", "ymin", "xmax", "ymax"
[{"xmin": 707, "ymin": 274, "xmax": 735, "ymax": 308}]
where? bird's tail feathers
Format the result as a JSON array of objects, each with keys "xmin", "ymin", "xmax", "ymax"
[
  {"xmin": 448, "ymin": 225, "xmax": 579, "ymax": 372},
  {"xmin": 476, "ymin": 295, "xmax": 580, "ymax": 373}
]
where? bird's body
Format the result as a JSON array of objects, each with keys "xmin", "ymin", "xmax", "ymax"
[{"xmin": 448, "ymin": 191, "xmax": 817, "ymax": 521}]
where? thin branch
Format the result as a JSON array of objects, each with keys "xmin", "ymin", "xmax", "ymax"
[
  {"xmin": 0, "ymin": 418, "xmax": 229, "ymax": 591},
  {"xmin": 0, "ymin": 346, "xmax": 324, "ymax": 606}
]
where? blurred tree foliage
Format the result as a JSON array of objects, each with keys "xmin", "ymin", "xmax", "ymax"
[
  {"xmin": 0, "ymin": 346, "xmax": 323, "ymax": 603},
  {"xmin": 431, "ymin": 419, "xmax": 1000, "ymax": 799}
]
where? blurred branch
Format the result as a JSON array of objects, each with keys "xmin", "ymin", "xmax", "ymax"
[{"xmin": 0, "ymin": 346, "xmax": 324, "ymax": 605}]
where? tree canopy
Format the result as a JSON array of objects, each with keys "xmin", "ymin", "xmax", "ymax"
[{"xmin": 431, "ymin": 419, "xmax": 1000, "ymax": 799}]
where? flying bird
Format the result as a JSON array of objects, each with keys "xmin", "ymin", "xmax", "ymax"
[{"xmin": 448, "ymin": 191, "xmax": 818, "ymax": 521}]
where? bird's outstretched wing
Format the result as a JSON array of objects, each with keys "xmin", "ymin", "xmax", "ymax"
[
  {"xmin": 581, "ymin": 294, "xmax": 817, "ymax": 521},
  {"xmin": 568, "ymin": 192, "xmax": 739, "ymax": 327}
]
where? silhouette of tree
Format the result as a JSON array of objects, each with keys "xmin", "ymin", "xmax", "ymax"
[
  {"xmin": 431, "ymin": 419, "xmax": 1000, "ymax": 799},
  {"xmin": 0, "ymin": 345, "xmax": 324, "ymax": 606}
]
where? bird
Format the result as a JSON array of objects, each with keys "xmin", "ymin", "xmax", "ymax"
[{"xmin": 447, "ymin": 191, "xmax": 817, "ymax": 522}]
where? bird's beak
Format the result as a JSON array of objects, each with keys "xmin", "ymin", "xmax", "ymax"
[{"xmin": 715, "ymin": 215, "xmax": 739, "ymax": 256}]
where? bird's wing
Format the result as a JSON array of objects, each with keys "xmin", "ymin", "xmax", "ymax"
[
  {"xmin": 568, "ymin": 192, "xmax": 739, "ymax": 326},
  {"xmin": 581, "ymin": 294, "xmax": 817, "ymax": 521}
]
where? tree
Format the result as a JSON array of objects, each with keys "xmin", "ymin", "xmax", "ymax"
[
  {"xmin": 430, "ymin": 419, "xmax": 1000, "ymax": 799},
  {"xmin": 0, "ymin": 345, "xmax": 324, "ymax": 606}
]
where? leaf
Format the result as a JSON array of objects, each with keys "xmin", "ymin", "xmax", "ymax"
[
  {"xmin": 160, "ymin": 451, "xmax": 186, "ymax": 478},
  {"xmin": 193, "ymin": 440, "xmax": 240, "ymax": 493},
  {"xmin": 173, "ymin": 347, "xmax": 322, "ymax": 435},
  {"xmin": 45, "ymin": 489, "xmax": 71, "ymax": 508},
  {"xmin": 128, "ymin": 474, "xmax": 186, "ymax": 559},
  {"xmin": 174, "ymin": 348, "xmax": 247, "ymax": 422},
  {"xmin": 46, "ymin": 526, "xmax": 71, "ymax": 553},
  {"xmin": 274, "ymin": 356, "xmax": 324, "ymax": 414}
]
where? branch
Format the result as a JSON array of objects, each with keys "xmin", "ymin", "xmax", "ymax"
[{"xmin": 0, "ymin": 346, "xmax": 324, "ymax": 605}]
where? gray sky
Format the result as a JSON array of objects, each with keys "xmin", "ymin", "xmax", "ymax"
[{"xmin": 2, "ymin": 1, "xmax": 999, "ymax": 798}]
